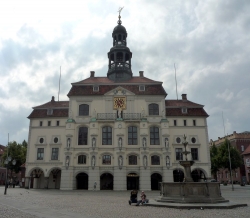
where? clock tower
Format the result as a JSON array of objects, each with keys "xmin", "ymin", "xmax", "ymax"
[{"xmin": 107, "ymin": 11, "xmax": 133, "ymax": 82}]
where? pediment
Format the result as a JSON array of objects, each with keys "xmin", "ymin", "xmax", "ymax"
[{"xmin": 104, "ymin": 86, "xmax": 135, "ymax": 96}]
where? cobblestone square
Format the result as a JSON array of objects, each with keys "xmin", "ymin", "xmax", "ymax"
[{"xmin": 0, "ymin": 185, "xmax": 249, "ymax": 218}]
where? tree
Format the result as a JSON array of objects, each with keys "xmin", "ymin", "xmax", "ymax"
[
  {"xmin": 217, "ymin": 139, "xmax": 243, "ymax": 179},
  {"xmin": 1, "ymin": 140, "xmax": 27, "ymax": 174},
  {"xmin": 210, "ymin": 143, "xmax": 220, "ymax": 180}
]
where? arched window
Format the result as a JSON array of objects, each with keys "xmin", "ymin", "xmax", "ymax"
[
  {"xmin": 128, "ymin": 155, "xmax": 137, "ymax": 165},
  {"xmin": 78, "ymin": 155, "xmax": 86, "ymax": 164},
  {"xmin": 151, "ymin": 155, "xmax": 160, "ymax": 165},
  {"xmin": 116, "ymin": 52, "xmax": 123, "ymax": 62},
  {"xmin": 102, "ymin": 126, "xmax": 112, "ymax": 145},
  {"xmin": 150, "ymin": 126, "xmax": 159, "ymax": 145},
  {"xmin": 102, "ymin": 155, "xmax": 111, "ymax": 165},
  {"xmin": 78, "ymin": 127, "xmax": 88, "ymax": 145},
  {"xmin": 149, "ymin": 103, "xmax": 159, "ymax": 115},
  {"xmin": 79, "ymin": 104, "xmax": 89, "ymax": 116},
  {"xmin": 128, "ymin": 126, "xmax": 137, "ymax": 145}
]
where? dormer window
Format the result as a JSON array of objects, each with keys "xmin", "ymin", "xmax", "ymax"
[
  {"xmin": 47, "ymin": 108, "xmax": 53, "ymax": 115},
  {"xmin": 139, "ymin": 85, "xmax": 145, "ymax": 91},
  {"xmin": 182, "ymin": 107, "xmax": 187, "ymax": 114},
  {"xmin": 93, "ymin": 85, "xmax": 99, "ymax": 92}
]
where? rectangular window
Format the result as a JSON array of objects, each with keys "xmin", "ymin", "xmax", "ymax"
[
  {"xmin": 102, "ymin": 126, "xmax": 112, "ymax": 145},
  {"xmin": 175, "ymin": 148, "xmax": 183, "ymax": 160},
  {"xmin": 37, "ymin": 148, "xmax": 44, "ymax": 160},
  {"xmin": 151, "ymin": 156, "xmax": 160, "ymax": 165},
  {"xmin": 150, "ymin": 127, "xmax": 160, "ymax": 145},
  {"xmin": 102, "ymin": 155, "xmax": 111, "ymax": 165},
  {"xmin": 48, "ymin": 121, "xmax": 51, "ymax": 126},
  {"xmin": 128, "ymin": 126, "xmax": 137, "ymax": 145},
  {"xmin": 193, "ymin": 120, "xmax": 196, "ymax": 126},
  {"xmin": 129, "ymin": 156, "xmax": 137, "ymax": 165},
  {"xmin": 174, "ymin": 120, "xmax": 177, "ymax": 126},
  {"xmin": 235, "ymin": 172, "xmax": 238, "ymax": 178},
  {"xmin": 78, "ymin": 155, "xmax": 86, "ymax": 164},
  {"xmin": 56, "ymin": 121, "xmax": 60, "ymax": 126},
  {"xmin": 184, "ymin": 120, "xmax": 187, "ymax": 126},
  {"xmin": 40, "ymin": 121, "xmax": 43, "ymax": 127},
  {"xmin": 191, "ymin": 148, "xmax": 198, "ymax": 160},
  {"xmin": 51, "ymin": 148, "xmax": 59, "ymax": 160}
]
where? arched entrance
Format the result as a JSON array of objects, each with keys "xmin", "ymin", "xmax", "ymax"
[
  {"xmin": 100, "ymin": 173, "xmax": 113, "ymax": 190},
  {"xmin": 173, "ymin": 169, "xmax": 184, "ymax": 182},
  {"xmin": 48, "ymin": 168, "xmax": 61, "ymax": 189},
  {"xmin": 191, "ymin": 169, "xmax": 207, "ymax": 182},
  {"xmin": 127, "ymin": 173, "xmax": 139, "ymax": 190},
  {"xmin": 76, "ymin": 173, "xmax": 88, "ymax": 189},
  {"xmin": 29, "ymin": 168, "xmax": 45, "ymax": 189},
  {"xmin": 151, "ymin": 173, "xmax": 162, "ymax": 190}
]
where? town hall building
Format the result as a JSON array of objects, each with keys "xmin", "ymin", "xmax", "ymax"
[{"xmin": 25, "ymin": 14, "xmax": 211, "ymax": 190}]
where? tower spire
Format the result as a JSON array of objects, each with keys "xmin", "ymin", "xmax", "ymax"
[
  {"xmin": 117, "ymin": 7, "xmax": 124, "ymax": 25},
  {"xmin": 107, "ymin": 7, "xmax": 133, "ymax": 82}
]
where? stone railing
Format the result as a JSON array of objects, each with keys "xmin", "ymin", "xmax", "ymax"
[{"xmin": 96, "ymin": 113, "xmax": 141, "ymax": 120}]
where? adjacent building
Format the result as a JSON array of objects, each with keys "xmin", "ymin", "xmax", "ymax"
[
  {"xmin": 213, "ymin": 131, "xmax": 250, "ymax": 184},
  {"xmin": 25, "ymin": 15, "xmax": 211, "ymax": 190}
]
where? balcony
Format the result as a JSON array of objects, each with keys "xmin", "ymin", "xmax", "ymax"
[{"xmin": 97, "ymin": 113, "xmax": 141, "ymax": 121}]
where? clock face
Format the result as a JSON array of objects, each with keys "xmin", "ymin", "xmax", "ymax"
[{"xmin": 114, "ymin": 97, "xmax": 126, "ymax": 109}]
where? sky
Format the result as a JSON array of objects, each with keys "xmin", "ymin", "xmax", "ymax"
[{"xmin": 0, "ymin": 0, "xmax": 249, "ymax": 146}]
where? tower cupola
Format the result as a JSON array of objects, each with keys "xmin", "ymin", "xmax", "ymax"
[{"xmin": 107, "ymin": 8, "xmax": 133, "ymax": 82}]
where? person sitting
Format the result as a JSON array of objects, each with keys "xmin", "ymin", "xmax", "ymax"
[
  {"xmin": 136, "ymin": 191, "xmax": 149, "ymax": 206},
  {"xmin": 129, "ymin": 189, "xmax": 138, "ymax": 205}
]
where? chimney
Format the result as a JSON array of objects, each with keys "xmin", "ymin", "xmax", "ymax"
[
  {"xmin": 233, "ymin": 131, "xmax": 236, "ymax": 135},
  {"xmin": 51, "ymin": 96, "xmax": 55, "ymax": 102},
  {"xmin": 139, "ymin": 71, "xmax": 144, "ymax": 77},
  {"xmin": 181, "ymin": 94, "xmax": 187, "ymax": 101},
  {"xmin": 90, "ymin": 71, "xmax": 95, "ymax": 77}
]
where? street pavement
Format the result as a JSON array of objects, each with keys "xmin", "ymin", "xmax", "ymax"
[{"xmin": 0, "ymin": 185, "xmax": 249, "ymax": 218}]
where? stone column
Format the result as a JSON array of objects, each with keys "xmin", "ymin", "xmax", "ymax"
[
  {"xmin": 113, "ymin": 167, "xmax": 126, "ymax": 190},
  {"xmin": 44, "ymin": 177, "xmax": 49, "ymax": 189}
]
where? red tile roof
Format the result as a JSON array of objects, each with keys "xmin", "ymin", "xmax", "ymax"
[
  {"xmin": 68, "ymin": 84, "xmax": 167, "ymax": 96},
  {"xmin": 33, "ymin": 101, "xmax": 69, "ymax": 109},
  {"xmin": 72, "ymin": 76, "xmax": 162, "ymax": 85},
  {"xmin": 28, "ymin": 109, "xmax": 68, "ymax": 119},
  {"xmin": 242, "ymin": 145, "xmax": 250, "ymax": 155},
  {"xmin": 165, "ymin": 100, "xmax": 203, "ymax": 107},
  {"xmin": 166, "ymin": 108, "xmax": 209, "ymax": 117}
]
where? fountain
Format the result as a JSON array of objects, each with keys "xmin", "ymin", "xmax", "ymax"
[{"xmin": 157, "ymin": 135, "xmax": 228, "ymax": 204}]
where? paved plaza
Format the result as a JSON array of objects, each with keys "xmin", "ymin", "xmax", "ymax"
[{"xmin": 0, "ymin": 185, "xmax": 249, "ymax": 218}]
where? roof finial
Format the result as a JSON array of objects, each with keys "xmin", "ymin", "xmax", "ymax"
[{"xmin": 117, "ymin": 6, "xmax": 124, "ymax": 25}]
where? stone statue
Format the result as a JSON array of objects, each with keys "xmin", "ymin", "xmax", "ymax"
[
  {"xmin": 92, "ymin": 138, "xmax": 96, "ymax": 150},
  {"xmin": 143, "ymin": 137, "xmax": 146, "ymax": 149},
  {"xmin": 118, "ymin": 108, "xmax": 122, "ymax": 118},
  {"xmin": 118, "ymin": 137, "xmax": 122, "ymax": 150},
  {"xmin": 91, "ymin": 156, "xmax": 95, "ymax": 168},
  {"xmin": 118, "ymin": 155, "xmax": 123, "ymax": 169},
  {"xmin": 166, "ymin": 156, "xmax": 170, "ymax": 167},
  {"xmin": 65, "ymin": 156, "xmax": 70, "ymax": 167},
  {"xmin": 93, "ymin": 109, "xmax": 96, "ymax": 118},
  {"xmin": 165, "ymin": 138, "xmax": 169, "ymax": 149},
  {"xmin": 143, "ymin": 155, "xmax": 147, "ymax": 169},
  {"xmin": 141, "ymin": 108, "xmax": 145, "ymax": 118},
  {"xmin": 67, "ymin": 138, "xmax": 71, "ymax": 148}
]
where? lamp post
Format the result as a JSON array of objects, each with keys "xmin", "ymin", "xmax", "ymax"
[{"xmin": 4, "ymin": 156, "xmax": 16, "ymax": 195}]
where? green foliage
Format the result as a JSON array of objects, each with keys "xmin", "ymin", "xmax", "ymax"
[
  {"xmin": 210, "ymin": 143, "xmax": 220, "ymax": 179},
  {"xmin": 217, "ymin": 139, "xmax": 243, "ymax": 170},
  {"xmin": 1, "ymin": 140, "xmax": 27, "ymax": 173},
  {"xmin": 210, "ymin": 139, "xmax": 243, "ymax": 179}
]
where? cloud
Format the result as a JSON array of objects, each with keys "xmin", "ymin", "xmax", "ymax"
[{"xmin": 0, "ymin": 0, "xmax": 250, "ymax": 145}]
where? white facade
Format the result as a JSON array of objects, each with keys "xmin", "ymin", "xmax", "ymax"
[{"xmin": 25, "ymin": 18, "xmax": 211, "ymax": 191}]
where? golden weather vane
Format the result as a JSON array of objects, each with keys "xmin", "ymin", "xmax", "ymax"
[{"xmin": 118, "ymin": 6, "xmax": 124, "ymax": 15}]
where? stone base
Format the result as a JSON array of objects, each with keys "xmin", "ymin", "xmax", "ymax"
[{"xmin": 158, "ymin": 182, "xmax": 228, "ymax": 203}]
